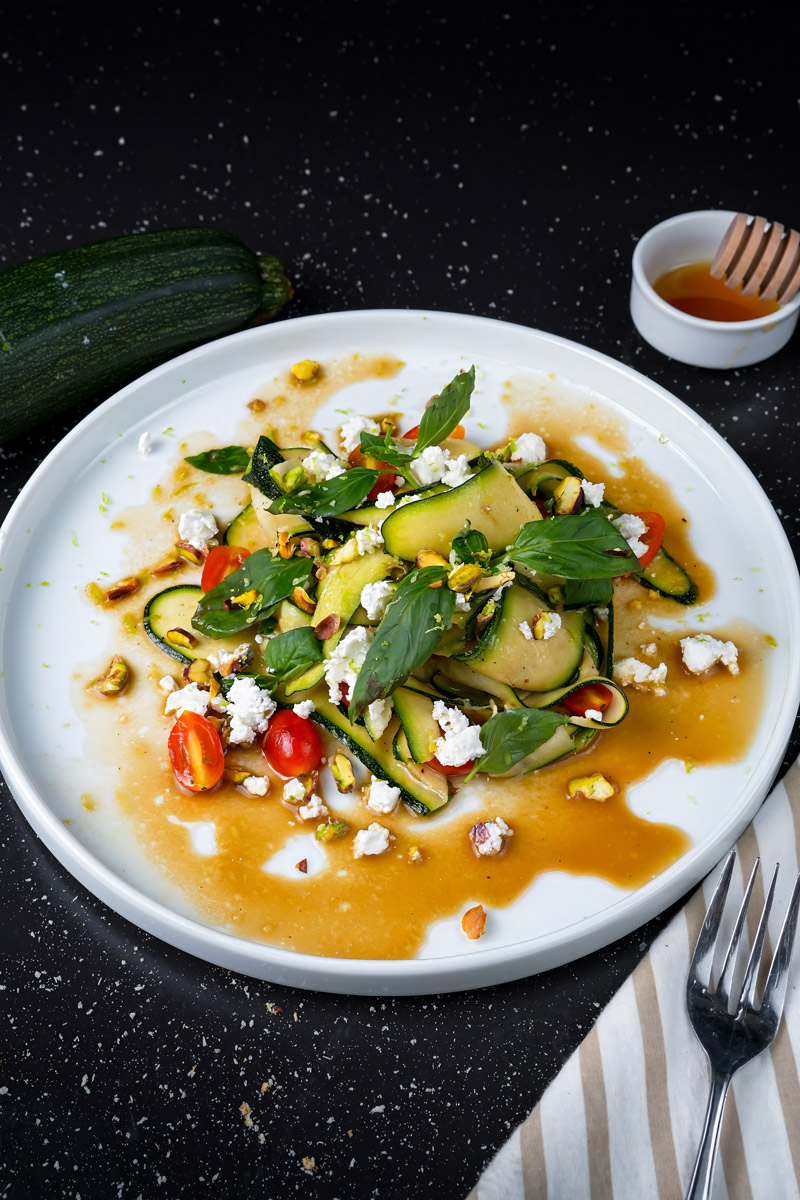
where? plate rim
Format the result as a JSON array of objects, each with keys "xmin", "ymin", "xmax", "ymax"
[{"xmin": 2, "ymin": 307, "xmax": 798, "ymax": 995}]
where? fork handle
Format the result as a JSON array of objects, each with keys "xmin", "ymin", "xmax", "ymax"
[{"xmin": 686, "ymin": 1068, "xmax": 731, "ymax": 1200}]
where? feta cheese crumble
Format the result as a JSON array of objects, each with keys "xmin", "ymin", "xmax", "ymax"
[
  {"xmin": 324, "ymin": 626, "xmax": 371, "ymax": 705},
  {"xmin": 164, "ymin": 682, "xmax": 209, "ymax": 718},
  {"xmin": 519, "ymin": 621, "xmax": 534, "ymax": 641},
  {"xmin": 367, "ymin": 778, "xmax": 401, "ymax": 815},
  {"xmin": 353, "ymin": 823, "xmax": 392, "ymax": 858},
  {"xmin": 411, "ymin": 445, "xmax": 447, "ymax": 486},
  {"xmin": 301, "ymin": 449, "xmax": 347, "ymax": 483},
  {"xmin": 584, "ymin": 709, "xmax": 604, "ymax": 722},
  {"xmin": 207, "ymin": 643, "xmax": 252, "ymax": 675},
  {"xmin": 681, "ymin": 635, "xmax": 740, "ymax": 676},
  {"xmin": 137, "ymin": 431, "xmax": 152, "ymax": 456},
  {"xmin": 581, "ymin": 479, "xmax": 605, "ymax": 507},
  {"xmin": 374, "ymin": 490, "xmax": 396, "ymax": 509},
  {"xmin": 354, "ymin": 525, "xmax": 385, "ymax": 556},
  {"xmin": 611, "ymin": 513, "xmax": 648, "ymax": 560},
  {"xmin": 469, "ymin": 817, "xmax": 513, "ymax": 856},
  {"xmin": 360, "ymin": 580, "xmax": 394, "ymax": 622},
  {"xmin": 159, "ymin": 675, "xmax": 177, "ymax": 693},
  {"xmin": 614, "ymin": 657, "xmax": 668, "ymax": 695},
  {"xmin": 431, "ymin": 700, "xmax": 484, "ymax": 767},
  {"xmin": 223, "ymin": 676, "xmax": 276, "ymax": 745},
  {"xmin": 441, "ymin": 454, "xmax": 474, "ymax": 488},
  {"xmin": 366, "ymin": 698, "xmax": 393, "ymax": 738},
  {"xmin": 537, "ymin": 611, "xmax": 562, "ymax": 640},
  {"xmin": 454, "ymin": 593, "xmax": 472, "ymax": 612},
  {"xmin": 292, "ymin": 699, "xmax": 316, "ymax": 719},
  {"xmin": 339, "ymin": 415, "xmax": 379, "ymax": 454},
  {"xmin": 510, "ymin": 433, "xmax": 547, "ymax": 465},
  {"xmin": 177, "ymin": 508, "xmax": 218, "ymax": 551},
  {"xmin": 283, "ymin": 778, "xmax": 306, "ymax": 803},
  {"xmin": 243, "ymin": 775, "xmax": 269, "ymax": 796},
  {"xmin": 298, "ymin": 794, "xmax": 328, "ymax": 822}
]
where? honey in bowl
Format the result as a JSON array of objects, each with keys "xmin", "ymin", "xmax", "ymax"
[{"xmin": 653, "ymin": 261, "xmax": 780, "ymax": 322}]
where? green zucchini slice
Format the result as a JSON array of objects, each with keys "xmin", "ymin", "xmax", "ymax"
[
  {"xmin": 223, "ymin": 504, "xmax": 274, "ymax": 552},
  {"xmin": 430, "ymin": 657, "xmax": 524, "ymax": 709},
  {"xmin": 300, "ymin": 690, "xmax": 449, "ymax": 815},
  {"xmin": 454, "ymin": 584, "xmax": 585, "ymax": 691},
  {"xmin": 143, "ymin": 584, "xmax": 244, "ymax": 664},
  {"xmin": 641, "ymin": 547, "xmax": 699, "ymax": 605},
  {"xmin": 380, "ymin": 461, "xmax": 541, "ymax": 560},
  {"xmin": 515, "ymin": 458, "xmax": 585, "ymax": 497},
  {"xmin": 392, "ymin": 687, "xmax": 441, "ymax": 764},
  {"xmin": 523, "ymin": 675, "xmax": 629, "ymax": 729},
  {"xmin": 488, "ymin": 723, "xmax": 595, "ymax": 777}
]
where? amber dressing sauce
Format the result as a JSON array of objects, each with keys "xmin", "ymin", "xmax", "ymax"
[
  {"xmin": 653, "ymin": 261, "xmax": 780, "ymax": 323},
  {"xmin": 74, "ymin": 366, "xmax": 772, "ymax": 960}
]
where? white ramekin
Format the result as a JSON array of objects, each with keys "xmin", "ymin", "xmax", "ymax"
[{"xmin": 630, "ymin": 210, "xmax": 800, "ymax": 368}]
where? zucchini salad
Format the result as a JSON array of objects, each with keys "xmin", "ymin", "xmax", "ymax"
[{"xmin": 86, "ymin": 361, "xmax": 752, "ymax": 951}]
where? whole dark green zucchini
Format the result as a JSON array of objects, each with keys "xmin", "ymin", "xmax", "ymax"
[{"xmin": 0, "ymin": 227, "xmax": 292, "ymax": 442}]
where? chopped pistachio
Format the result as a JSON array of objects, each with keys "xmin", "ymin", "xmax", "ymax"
[
  {"xmin": 166, "ymin": 627, "xmax": 198, "ymax": 649},
  {"xmin": 89, "ymin": 655, "xmax": 130, "ymax": 697},
  {"xmin": 315, "ymin": 819, "xmax": 349, "ymax": 842},
  {"xmin": 567, "ymin": 773, "xmax": 616, "ymax": 802},
  {"xmin": 291, "ymin": 359, "xmax": 321, "ymax": 382},
  {"xmin": 330, "ymin": 753, "xmax": 355, "ymax": 793}
]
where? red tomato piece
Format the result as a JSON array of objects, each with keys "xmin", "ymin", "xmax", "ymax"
[
  {"xmin": 425, "ymin": 754, "xmax": 475, "ymax": 776},
  {"xmin": 563, "ymin": 683, "xmax": 614, "ymax": 718},
  {"xmin": 366, "ymin": 470, "xmax": 400, "ymax": 502},
  {"xmin": 201, "ymin": 544, "xmax": 251, "ymax": 592},
  {"xmin": 168, "ymin": 711, "xmax": 225, "ymax": 792},
  {"xmin": 263, "ymin": 710, "xmax": 323, "ymax": 777},
  {"xmin": 631, "ymin": 511, "xmax": 666, "ymax": 569}
]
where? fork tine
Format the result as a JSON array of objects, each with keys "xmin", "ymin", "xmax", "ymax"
[
  {"xmin": 760, "ymin": 871, "xmax": 800, "ymax": 1023},
  {"xmin": 739, "ymin": 864, "xmax": 778, "ymax": 1010},
  {"xmin": 689, "ymin": 849, "xmax": 736, "ymax": 987},
  {"xmin": 716, "ymin": 858, "xmax": 759, "ymax": 1006}
]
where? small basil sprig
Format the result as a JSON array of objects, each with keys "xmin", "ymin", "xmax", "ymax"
[
  {"xmin": 192, "ymin": 550, "xmax": 314, "ymax": 638},
  {"xmin": 452, "ymin": 522, "xmax": 491, "ymax": 565},
  {"xmin": 509, "ymin": 511, "xmax": 643, "ymax": 579},
  {"xmin": 262, "ymin": 627, "xmax": 323, "ymax": 681},
  {"xmin": 348, "ymin": 567, "xmax": 456, "ymax": 721},
  {"xmin": 218, "ymin": 672, "xmax": 276, "ymax": 696},
  {"xmin": 466, "ymin": 708, "xmax": 570, "ymax": 780},
  {"xmin": 357, "ymin": 430, "xmax": 417, "ymax": 484},
  {"xmin": 185, "ymin": 446, "xmax": 251, "ymax": 475},
  {"xmin": 268, "ymin": 468, "xmax": 381, "ymax": 518},
  {"xmin": 413, "ymin": 365, "xmax": 475, "ymax": 454}
]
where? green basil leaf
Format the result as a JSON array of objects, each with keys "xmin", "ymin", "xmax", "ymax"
[
  {"xmin": 268, "ymin": 468, "xmax": 380, "ymax": 518},
  {"xmin": 358, "ymin": 431, "xmax": 417, "ymax": 483},
  {"xmin": 467, "ymin": 708, "xmax": 570, "ymax": 779},
  {"xmin": 262, "ymin": 627, "xmax": 323, "ymax": 681},
  {"xmin": 348, "ymin": 567, "xmax": 456, "ymax": 720},
  {"xmin": 413, "ymin": 366, "xmax": 476, "ymax": 455},
  {"xmin": 192, "ymin": 549, "xmax": 314, "ymax": 638},
  {"xmin": 564, "ymin": 576, "xmax": 614, "ymax": 607},
  {"xmin": 452, "ymin": 522, "xmax": 491, "ymax": 565},
  {"xmin": 510, "ymin": 511, "xmax": 643, "ymax": 579},
  {"xmin": 184, "ymin": 446, "xmax": 251, "ymax": 475}
]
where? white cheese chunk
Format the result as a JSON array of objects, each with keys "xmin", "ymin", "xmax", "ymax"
[
  {"xmin": 681, "ymin": 635, "xmax": 740, "ymax": 676},
  {"xmin": 367, "ymin": 779, "xmax": 401, "ymax": 815},
  {"xmin": 283, "ymin": 778, "xmax": 306, "ymax": 803},
  {"xmin": 581, "ymin": 479, "xmax": 605, "ymax": 507},
  {"xmin": 177, "ymin": 508, "xmax": 218, "ymax": 550},
  {"xmin": 360, "ymin": 580, "xmax": 394, "ymax": 622},
  {"xmin": 323, "ymin": 626, "xmax": 371, "ymax": 705},
  {"xmin": 374, "ymin": 490, "xmax": 396, "ymax": 509},
  {"xmin": 353, "ymin": 823, "xmax": 392, "ymax": 858},
  {"xmin": 159, "ymin": 675, "xmax": 177, "ymax": 693},
  {"xmin": 224, "ymin": 676, "xmax": 276, "ymax": 745},
  {"xmin": 301, "ymin": 449, "xmax": 347, "ymax": 483},
  {"xmin": 243, "ymin": 775, "xmax": 269, "ymax": 796},
  {"xmin": 355, "ymin": 525, "xmax": 385, "ymax": 556},
  {"xmin": 137, "ymin": 431, "xmax": 152, "ymax": 456},
  {"xmin": 441, "ymin": 453, "xmax": 474, "ymax": 488},
  {"xmin": 611, "ymin": 512, "xmax": 648, "ymax": 559},
  {"xmin": 292, "ymin": 699, "xmax": 316, "ymax": 719},
  {"xmin": 340, "ymin": 415, "xmax": 379, "ymax": 454},
  {"xmin": 469, "ymin": 816, "xmax": 513, "ymax": 856},
  {"xmin": 510, "ymin": 433, "xmax": 547, "ymax": 465},
  {"xmin": 431, "ymin": 700, "xmax": 483, "ymax": 767},
  {"xmin": 584, "ymin": 708, "xmax": 604, "ymax": 722},
  {"xmin": 298, "ymin": 794, "xmax": 328, "ymax": 822},
  {"xmin": 538, "ymin": 612, "xmax": 561, "ymax": 640},
  {"xmin": 519, "ymin": 621, "xmax": 534, "ymax": 641},
  {"xmin": 366, "ymin": 698, "xmax": 393, "ymax": 739},
  {"xmin": 614, "ymin": 657, "xmax": 668, "ymax": 695},
  {"xmin": 164, "ymin": 682, "xmax": 210, "ymax": 718},
  {"xmin": 411, "ymin": 445, "xmax": 447, "ymax": 487}
]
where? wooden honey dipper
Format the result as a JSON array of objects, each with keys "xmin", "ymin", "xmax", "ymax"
[{"xmin": 710, "ymin": 213, "xmax": 800, "ymax": 304}]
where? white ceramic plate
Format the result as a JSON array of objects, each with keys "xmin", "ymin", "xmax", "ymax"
[{"xmin": 1, "ymin": 310, "xmax": 798, "ymax": 995}]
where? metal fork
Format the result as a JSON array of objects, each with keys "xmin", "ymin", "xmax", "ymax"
[{"xmin": 685, "ymin": 850, "xmax": 800, "ymax": 1200}]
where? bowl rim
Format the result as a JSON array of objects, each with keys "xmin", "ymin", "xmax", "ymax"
[{"xmin": 631, "ymin": 209, "xmax": 800, "ymax": 331}]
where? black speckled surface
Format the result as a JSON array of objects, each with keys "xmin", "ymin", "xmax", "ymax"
[{"xmin": 1, "ymin": 5, "xmax": 799, "ymax": 1198}]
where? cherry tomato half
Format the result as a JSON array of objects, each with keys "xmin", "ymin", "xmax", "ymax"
[
  {"xmin": 367, "ymin": 470, "xmax": 399, "ymax": 503},
  {"xmin": 263, "ymin": 710, "xmax": 323, "ymax": 777},
  {"xmin": 631, "ymin": 511, "xmax": 666, "ymax": 569},
  {"xmin": 168, "ymin": 711, "xmax": 225, "ymax": 792},
  {"xmin": 201, "ymin": 544, "xmax": 251, "ymax": 592},
  {"xmin": 425, "ymin": 754, "xmax": 475, "ymax": 776},
  {"xmin": 563, "ymin": 683, "xmax": 614, "ymax": 718}
]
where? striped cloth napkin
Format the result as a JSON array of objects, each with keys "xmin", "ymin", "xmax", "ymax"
[{"xmin": 467, "ymin": 761, "xmax": 800, "ymax": 1200}]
